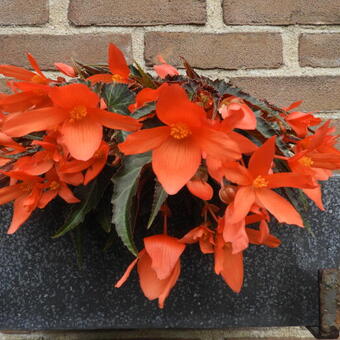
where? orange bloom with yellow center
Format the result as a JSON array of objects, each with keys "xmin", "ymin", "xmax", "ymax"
[
  {"xmin": 87, "ymin": 44, "xmax": 130, "ymax": 84},
  {"xmin": 3, "ymin": 83, "xmax": 141, "ymax": 161},
  {"xmin": 118, "ymin": 84, "xmax": 242, "ymax": 194},
  {"xmin": 223, "ymin": 137, "xmax": 316, "ymax": 227}
]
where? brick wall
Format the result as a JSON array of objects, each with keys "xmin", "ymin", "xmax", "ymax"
[{"xmin": 0, "ymin": 0, "xmax": 339, "ymax": 134}]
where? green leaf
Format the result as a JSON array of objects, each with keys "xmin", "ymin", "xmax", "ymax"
[
  {"xmin": 147, "ymin": 180, "xmax": 168, "ymax": 229},
  {"xmin": 132, "ymin": 102, "xmax": 156, "ymax": 119},
  {"xmin": 70, "ymin": 225, "xmax": 85, "ymax": 269},
  {"xmin": 96, "ymin": 198, "xmax": 112, "ymax": 233},
  {"xmin": 111, "ymin": 153, "xmax": 151, "ymax": 255},
  {"xmin": 53, "ymin": 174, "xmax": 109, "ymax": 238},
  {"xmin": 102, "ymin": 83, "xmax": 135, "ymax": 115},
  {"xmin": 131, "ymin": 62, "xmax": 157, "ymax": 89}
]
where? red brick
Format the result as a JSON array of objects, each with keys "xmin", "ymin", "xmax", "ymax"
[
  {"xmin": 68, "ymin": 0, "xmax": 206, "ymax": 26},
  {"xmin": 299, "ymin": 34, "xmax": 340, "ymax": 68},
  {"xmin": 0, "ymin": 0, "xmax": 48, "ymax": 25},
  {"xmin": 231, "ymin": 77, "xmax": 340, "ymax": 112},
  {"xmin": 145, "ymin": 32, "xmax": 283, "ymax": 70},
  {"xmin": 0, "ymin": 34, "xmax": 132, "ymax": 70},
  {"xmin": 223, "ymin": 0, "xmax": 340, "ymax": 25}
]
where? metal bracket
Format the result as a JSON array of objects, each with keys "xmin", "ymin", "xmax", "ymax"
[{"xmin": 308, "ymin": 268, "xmax": 340, "ymax": 339}]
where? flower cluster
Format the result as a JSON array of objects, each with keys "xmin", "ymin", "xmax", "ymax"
[{"xmin": 0, "ymin": 44, "xmax": 339, "ymax": 308}]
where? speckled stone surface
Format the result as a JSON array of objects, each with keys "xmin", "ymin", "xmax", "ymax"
[{"xmin": 0, "ymin": 177, "xmax": 339, "ymax": 330}]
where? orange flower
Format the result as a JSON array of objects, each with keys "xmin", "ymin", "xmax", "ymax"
[
  {"xmin": 219, "ymin": 96, "xmax": 257, "ymax": 130},
  {"xmin": 115, "ymin": 234, "xmax": 185, "ymax": 308},
  {"xmin": 180, "ymin": 224, "xmax": 215, "ymax": 254},
  {"xmin": 283, "ymin": 101, "xmax": 321, "ymax": 138},
  {"xmin": 87, "ymin": 44, "xmax": 130, "ymax": 84},
  {"xmin": 38, "ymin": 169, "xmax": 80, "ymax": 209},
  {"xmin": 153, "ymin": 56, "xmax": 179, "ymax": 79},
  {"xmin": 0, "ymin": 53, "xmax": 50, "ymax": 84},
  {"xmin": 214, "ymin": 221, "xmax": 244, "ymax": 293},
  {"xmin": 119, "ymin": 84, "xmax": 241, "ymax": 194},
  {"xmin": 3, "ymin": 83, "xmax": 141, "ymax": 161},
  {"xmin": 60, "ymin": 141, "xmax": 109, "ymax": 185},
  {"xmin": 224, "ymin": 136, "xmax": 316, "ymax": 227},
  {"xmin": 288, "ymin": 121, "xmax": 340, "ymax": 209},
  {"xmin": 0, "ymin": 171, "xmax": 44, "ymax": 234}
]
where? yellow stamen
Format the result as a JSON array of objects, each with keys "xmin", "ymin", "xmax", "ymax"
[
  {"xmin": 69, "ymin": 105, "xmax": 87, "ymax": 122},
  {"xmin": 31, "ymin": 74, "xmax": 45, "ymax": 84},
  {"xmin": 112, "ymin": 74, "xmax": 124, "ymax": 82},
  {"xmin": 253, "ymin": 175, "xmax": 269, "ymax": 188},
  {"xmin": 298, "ymin": 156, "xmax": 314, "ymax": 167},
  {"xmin": 49, "ymin": 181, "xmax": 60, "ymax": 191},
  {"xmin": 170, "ymin": 123, "xmax": 192, "ymax": 140}
]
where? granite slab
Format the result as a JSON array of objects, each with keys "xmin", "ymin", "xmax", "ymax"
[{"xmin": 0, "ymin": 176, "xmax": 339, "ymax": 330}]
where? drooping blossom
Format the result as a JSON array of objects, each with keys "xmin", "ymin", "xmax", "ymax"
[{"xmin": 115, "ymin": 234, "xmax": 185, "ymax": 308}]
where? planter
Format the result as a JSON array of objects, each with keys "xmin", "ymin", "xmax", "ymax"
[{"xmin": 0, "ymin": 176, "xmax": 339, "ymax": 331}]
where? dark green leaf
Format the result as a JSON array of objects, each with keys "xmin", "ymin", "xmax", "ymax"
[
  {"xmin": 96, "ymin": 198, "xmax": 112, "ymax": 233},
  {"xmin": 132, "ymin": 102, "xmax": 156, "ymax": 119},
  {"xmin": 147, "ymin": 180, "xmax": 168, "ymax": 229},
  {"xmin": 102, "ymin": 83, "xmax": 135, "ymax": 115},
  {"xmin": 71, "ymin": 225, "xmax": 84, "ymax": 268},
  {"xmin": 111, "ymin": 153, "xmax": 151, "ymax": 255},
  {"xmin": 131, "ymin": 62, "xmax": 157, "ymax": 89},
  {"xmin": 53, "ymin": 174, "xmax": 110, "ymax": 238}
]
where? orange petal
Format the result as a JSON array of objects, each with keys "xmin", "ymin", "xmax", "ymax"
[
  {"xmin": 229, "ymin": 186, "xmax": 256, "ymax": 223},
  {"xmin": 7, "ymin": 195, "xmax": 34, "ymax": 234},
  {"xmin": 214, "ymin": 232, "xmax": 225, "ymax": 275},
  {"xmin": 186, "ymin": 180, "xmax": 213, "ymax": 200},
  {"xmin": 108, "ymin": 43, "xmax": 130, "ymax": 79},
  {"xmin": 54, "ymin": 63, "xmax": 76, "ymax": 77},
  {"xmin": 118, "ymin": 127, "xmax": 170, "ymax": 155},
  {"xmin": 92, "ymin": 108, "xmax": 141, "ymax": 131},
  {"xmin": 266, "ymin": 172, "xmax": 316, "ymax": 189},
  {"xmin": 256, "ymin": 188, "xmax": 304, "ymax": 227},
  {"xmin": 196, "ymin": 127, "xmax": 241, "ymax": 160},
  {"xmin": 0, "ymin": 65, "xmax": 35, "ymax": 81},
  {"xmin": 303, "ymin": 186, "xmax": 324, "ymax": 210},
  {"xmin": 152, "ymin": 137, "xmax": 201, "ymax": 195},
  {"xmin": 144, "ymin": 234, "xmax": 185, "ymax": 280},
  {"xmin": 115, "ymin": 255, "xmax": 139, "ymax": 288},
  {"xmin": 60, "ymin": 117, "xmax": 102, "ymax": 161},
  {"xmin": 156, "ymin": 84, "xmax": 205, "ymax": 128},
  {"xmin": 158, "ymin": 261, "xmax": 180, "ymax": 309},
  {"xmin": 221, "ymin": 245, "xmax": 244, "ymax": 293},
  {"xmin": 223, "ymin": 162, "xmax": 252, "ymax": 186},
  {"xmin": 3, "ymin": 107, "xmax": 66, "ymax": 137},
  {"xmin": 154, "ymin": 58, "xmax": 179, "ymax": 79},
  {"xmin": 137, "ymin": 251, "xmax": 170, "ymax": 300},
  {"xmin": 87, "ymin": 73, "xmax": 114, "ymax": 84},
  {"xmin": 248, "ymin": 136, "xmax": 276, "ymax": 176},
  {"xmin": 58, "ymin": 183, "xmax": 80, "ymax": 203},
  {"xmin": 26, "ymin": 53, "xmax": 46, "ymax": 80},
  {"xmin": 0, "ymin": 184, "xmax": 23, "ymax": 205},
  {"xmin": 227, "ymin": 131, "xmax": 258, "ymax": 154},
  {"xmin": 223, "ymin": 204, "xmax": 248, "ymax": 254},
  {"xmin": 38, "ymin": 190, "xmax": 58, "ymax": 209},
  {"xmin": 49, "ymin": 83, "xmax": 99, "ymax": 109}
]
